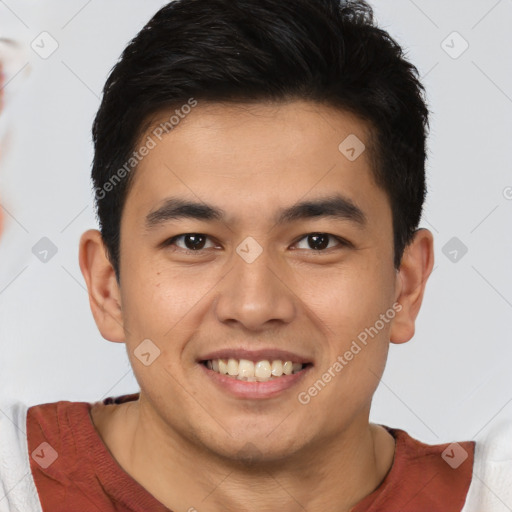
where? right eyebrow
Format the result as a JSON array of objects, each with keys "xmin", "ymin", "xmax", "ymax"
[{"xmin": 145, "ymin": 198, "xmax": 225, "ymax": 230}]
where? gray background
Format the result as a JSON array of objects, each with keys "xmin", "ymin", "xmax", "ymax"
[{"xmin": 0, "ymin": 0, "xmax": 511, "ymax": 445}]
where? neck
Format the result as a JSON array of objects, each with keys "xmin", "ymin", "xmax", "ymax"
[{"xmin": 92, "ymin": 398, "xmax": 395, "ymax": 512}]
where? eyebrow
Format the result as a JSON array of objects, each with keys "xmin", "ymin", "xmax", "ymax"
[{"xmin": 145, "ymin": 194, "xmax": 367, "ymax": 230}]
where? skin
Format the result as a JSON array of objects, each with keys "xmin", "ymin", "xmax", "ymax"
[{"xmin": 80, "ymin": 100, "xmax": 434, "ymax": 512}]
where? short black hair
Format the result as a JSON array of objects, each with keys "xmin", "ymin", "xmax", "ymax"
[{"xmin": 91, "ymin": 0, "xmax": 429, "ymax": 280}]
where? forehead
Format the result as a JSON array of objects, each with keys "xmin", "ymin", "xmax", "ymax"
[{"xmin": 125, "ymin": 100, "xmax": 390, "ymax": 229}]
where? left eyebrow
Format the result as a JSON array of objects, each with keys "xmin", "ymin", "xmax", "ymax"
[
  {"xmin": 145, "ymin": 193, "xmax": 367, "ymax": 230},
  {"xmin": 274, "ymin": 194, "xmax": 367, "ymax": 227}
]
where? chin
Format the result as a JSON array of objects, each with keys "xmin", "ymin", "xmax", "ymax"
[{"xmin": 199, "ymin": 424, "xmax": 311, "ymax": 465}]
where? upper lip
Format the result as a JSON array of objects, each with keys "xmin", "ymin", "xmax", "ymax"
[{"xmin": 198, "ymin": 348, "xmax": 313, "ymax": 365}]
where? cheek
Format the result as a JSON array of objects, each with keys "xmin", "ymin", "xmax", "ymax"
[
  {"xmin": 120, "ymin": 253, "xmax": 218, "ymax": 340},
  {"xmin": 293, "ymin": 258, "xmax": 394, "ymax": 339}
]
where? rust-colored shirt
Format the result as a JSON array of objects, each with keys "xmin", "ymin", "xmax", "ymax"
[{"xmin": 24, "ymin": 392, "xmax": 475, "ymax": 512}]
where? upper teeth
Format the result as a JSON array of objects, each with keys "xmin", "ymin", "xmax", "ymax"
[{"xmin": 206, "ymin": 358, "xmax": 304, "ymax": 381}]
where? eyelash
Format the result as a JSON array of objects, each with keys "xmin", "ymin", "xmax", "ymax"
[{"xmin": 163, "ymin": 233, "xmax": 352, "ymax": 255}]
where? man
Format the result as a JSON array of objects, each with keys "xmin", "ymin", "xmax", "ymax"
[{"xmin": 0, "ymin": 1, "xmax": 510, "ymax": 511}]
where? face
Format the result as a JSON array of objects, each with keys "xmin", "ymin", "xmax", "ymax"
[{"xmin": 85, "ymin": 100, "xmax": 426, "ymax": 463}]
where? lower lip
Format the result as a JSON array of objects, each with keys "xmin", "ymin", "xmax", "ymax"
[{"xmin": 199, "ymin": 363, "xmax": 312, "ymax": 399}]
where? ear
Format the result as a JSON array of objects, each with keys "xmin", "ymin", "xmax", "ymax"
[
  {"xmin": 79, "ymin": 229, "xmax": 125, "ymax": 343},
  {"xmin": 390, "ymin": 228, "xmax": 434, "ymax": 344}
]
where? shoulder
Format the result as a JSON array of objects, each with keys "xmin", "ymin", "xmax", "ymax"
[
  {"xmin": 354, "ymin": 425, "xmax": 475, "ymax": 512},
  {"xmin": 462, "ymin": 419, "xmax": 512, "ymax": 512},
  {"xmin": 0, "ymin": 399, "xmax": 43, "ymax": 512}
]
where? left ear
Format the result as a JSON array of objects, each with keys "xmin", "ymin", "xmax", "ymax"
[{"xmin": 390, "ymin": 228, "xmax": 434, "ymax": 344}]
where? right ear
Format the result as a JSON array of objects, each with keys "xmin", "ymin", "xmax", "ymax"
[{"xmin": 78, "ymin": 229, "xmax": 125, "ymax": 342}]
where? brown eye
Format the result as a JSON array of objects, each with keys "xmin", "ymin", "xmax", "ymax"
[
  {"xmin": 294, "ymin": 233, "xmax": 346, "ymax": 251},
  {"xmin": 182, "ymin": 234, "xmax": 207, "ymax": 250},
  {"xmin": 307, "ymin": 233, "xmax": 329, "ymax": 250},
  {"xmin": 166, "ymin": 233, "xmax": 215, "ymax": 251}
]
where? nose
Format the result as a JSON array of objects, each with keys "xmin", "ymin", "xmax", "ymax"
[{"xmin": 214, "ymin": 243, "xmax": 297, "ymax": 331}]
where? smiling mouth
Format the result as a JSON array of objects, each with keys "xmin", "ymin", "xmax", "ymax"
[{"xmin": 201, "ymin": 358, "xmax": 312, "ymax": 381}]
